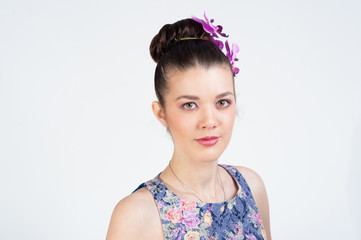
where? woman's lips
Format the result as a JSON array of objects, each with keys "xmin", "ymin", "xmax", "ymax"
[{"xmin": 196, "ymin": 136, "xmax": 219, "ymax": 146}]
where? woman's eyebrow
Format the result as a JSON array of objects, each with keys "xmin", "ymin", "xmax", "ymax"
[
  {"xmin": 175, "ymin": 95, "xmax": 200, "ymax": 101},
  {"xmin": 216, "ymin": 91, "xmax": 233, "ymax": 99},
  {"xmin": 175, "ymin": 92, "xmax": 233, "ymax": 101}
]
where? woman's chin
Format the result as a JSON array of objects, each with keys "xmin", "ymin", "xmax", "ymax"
[{"xmin": 191, "ymin": 149, "xmax": 226, "ymax": 163}]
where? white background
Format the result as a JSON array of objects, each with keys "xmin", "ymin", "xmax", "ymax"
[{"xmin": 1, "ymin": 0, "xmax": 360, "ymax": 239}]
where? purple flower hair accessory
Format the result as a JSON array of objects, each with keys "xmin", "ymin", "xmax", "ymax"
[
  {"xmin": 226, "ymin": 40, "xmax": 240, "ymax": 75},
  {"xmin": 191, "ymin": 12, "xmax": 240, "ymax": 76}
]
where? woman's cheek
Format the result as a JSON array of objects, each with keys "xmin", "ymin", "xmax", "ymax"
[{"xmin": 168, "ymin": 112, "xmax": 193, "ymax": 133}]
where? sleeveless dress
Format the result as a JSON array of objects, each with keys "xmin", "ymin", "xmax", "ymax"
[{"xmin": 133, "ymin": 164, "xmax": 267, "ymax": 240}]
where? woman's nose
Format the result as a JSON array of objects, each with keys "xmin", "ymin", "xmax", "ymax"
[{"xmin": 198, "ymin": 106, "xmax": 217, "ymax": 129}]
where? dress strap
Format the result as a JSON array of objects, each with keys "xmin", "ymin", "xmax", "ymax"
[
  {"xmin": 220, "ymin": 164, "xmax": 257, "ymax": 204},
  {"xmin": 132, "ymin": 182, "xmax": 146, "ymax": 193},
  {"xmin": 132, "ymin": 176, "xmax": 164, "ymax": 198}
]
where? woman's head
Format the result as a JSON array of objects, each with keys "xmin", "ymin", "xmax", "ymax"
[
  {"xmin": 152, "ymin": 65, "xmax": 236, "ymax": 162},
  {"xmin": 150, "ymin": 18, "xmax": 234, "ymax": 108},
  {"xmin": 150, "ymin": 16, "xmax": 237, "ymax": 161}
]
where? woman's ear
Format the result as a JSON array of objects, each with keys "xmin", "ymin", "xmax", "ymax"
[{"xmin": 152, "ymin": 101, "xmax": 167, "ymax": 127}]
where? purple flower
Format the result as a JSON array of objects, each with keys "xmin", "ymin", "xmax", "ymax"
[
  {"xmin": 245, "ymin": 233, "xmax": 257, "ymax": 240},
  {"xmin": 192, "ymin": 12, "xmax": 229, "ymax": 50},
  {"xmin": 191, "ymin": 12, "xmax": 240, "ymax": 76},
  {"xmin": 172, "ymin": 226, "xmax": 185, "ymax": 240},
  {"xmin": 212, "ymin": 39, "xmax": 224, "ymax": 51},
  {"xmin": 225, "ymin": 40, "xmax": 240, "ymax": 76},
  {"xmin": 192, "ymin": 12, "xmax": 219, "ymax": 36},
  {"xmin": 215, "ymin": 25, "xmax": 228, "ymax": 38},
  {"xmin": 181, "ymin": 211, "xmax": 200, "ymax": 229},
  {"xmin": 250, "ymin": 211, "xmax": 262, "ymax": 226}
]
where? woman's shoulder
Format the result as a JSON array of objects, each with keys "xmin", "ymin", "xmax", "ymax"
[
  {"xmin": 115, "ymin": 186, "xmax": 156, "ymax": 213},
  {"xmin": 106, "ymin": 187, "xmax": 162, "ymax": 240},
  {"xmin": 234, "ymin": 165, "xmax": 272, "ymax": 239},
  {"xmin": 233, "ymin": 165, "xmax": 267, "ymax": 203},
  {"xmin": 222, "ymin": 164, "xmax": 265, "ymax": 192},
  {"xmin": 235, "ymin": 166, "xmax": 265, "ymax": 191}
]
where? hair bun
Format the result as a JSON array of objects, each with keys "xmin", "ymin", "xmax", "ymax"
[
  {"xmin": 149, "ymin": 24, "xmax": 174, "ymax": 63},
  {"xmin": 149, "ymin": 19, "xmax": 207, "ymax": 63}
]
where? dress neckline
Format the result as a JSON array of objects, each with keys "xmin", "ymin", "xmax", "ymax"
[{"xmin": 155, "ymin": 164, "xmax": 243, "ymax": 205}]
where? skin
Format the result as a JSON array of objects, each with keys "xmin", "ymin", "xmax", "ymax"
[{"xmin": 106, "ymin": 65, "xmax": 271, "ymax": 240}]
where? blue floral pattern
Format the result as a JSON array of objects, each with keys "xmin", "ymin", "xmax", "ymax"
[{"xmin": 134, "ymin": 164, "xmax": 266, "ymax": 240}]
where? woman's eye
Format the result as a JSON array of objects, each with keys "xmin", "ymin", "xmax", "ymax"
[
  {"xmin": 217, "ymin": 99, "xmax": 230, "ymax": 107},
  {"xmin": 183, "ymin": 102, "xmax": 197, "ymax": 110}
]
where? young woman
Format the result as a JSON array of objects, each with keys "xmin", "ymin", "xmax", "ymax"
[{"xmin": 106, "ymin": 14, "xmax": 271, "ymax": 240}]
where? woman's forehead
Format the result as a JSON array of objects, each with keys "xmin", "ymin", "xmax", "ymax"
[{"xmin": 166, "ymin": 65, "xmax": 234, "ymax": 96}]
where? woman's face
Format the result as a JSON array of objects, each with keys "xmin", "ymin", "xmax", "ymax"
[{"xmin": 155, "ymin": 65, "xmax": 236, "ymax": 163}]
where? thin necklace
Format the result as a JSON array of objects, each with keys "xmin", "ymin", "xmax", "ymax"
[
  {"xmin": 168, "ymin": 161, "xmax": 226, "ymax": 203},
  {"xmin": 218, "ymin": 167, "xmax": 226, "ymax": 202}
]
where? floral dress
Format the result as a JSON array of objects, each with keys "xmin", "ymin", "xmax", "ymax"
[{"xmin": 133, "ymin": 164, "xmax": 267, "ymax": 240}]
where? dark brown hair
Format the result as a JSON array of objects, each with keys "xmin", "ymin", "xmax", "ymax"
[{"xmin": 150, "ymin": 18, "xmax": 233, "ymax": 107}]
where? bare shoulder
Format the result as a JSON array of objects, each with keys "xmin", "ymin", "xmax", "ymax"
[
  {"xmin": 236, "ymin": 166, "xmax": 266, "ymax": 197},
  {"xmin": 106, "ymin": 187, "xmax": 162, "ymax": 240},
  {"xmin": 236, "ymin": 166, "xmax": 272, "ymax": 240}
]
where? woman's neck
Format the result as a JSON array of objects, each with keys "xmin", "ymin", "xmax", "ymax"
[{"xmin": 163, "ymin": 152, "xmax": 224, "ymax": 202}]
